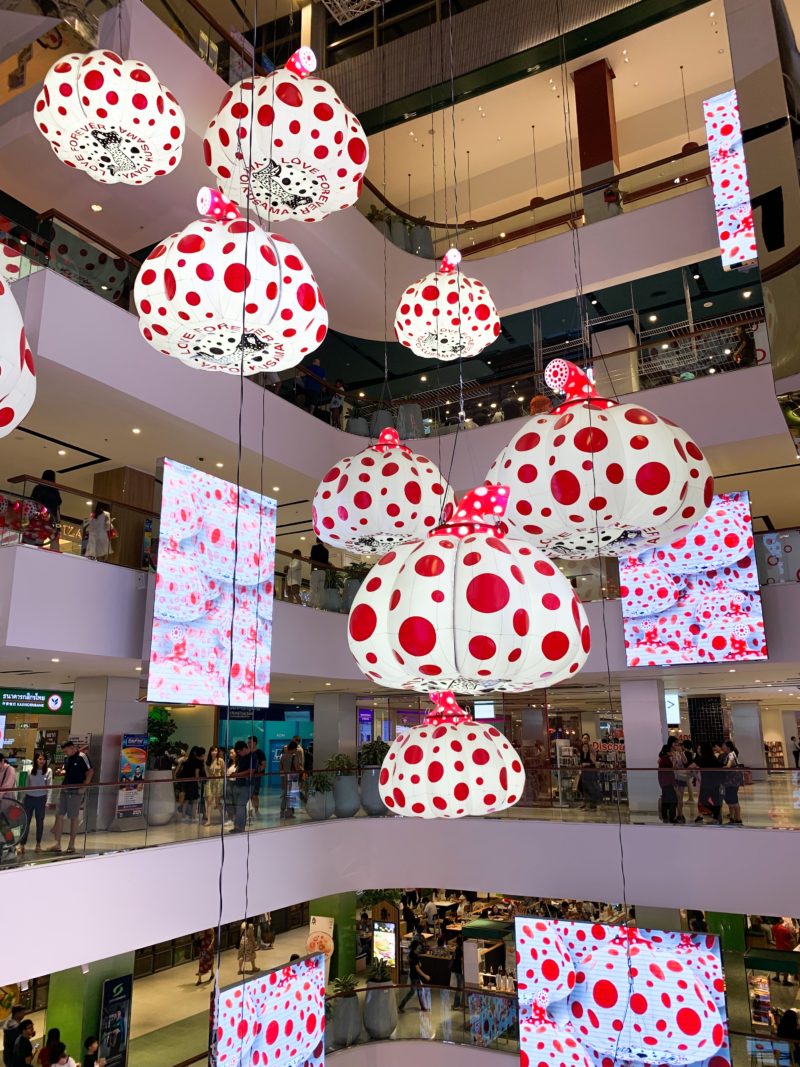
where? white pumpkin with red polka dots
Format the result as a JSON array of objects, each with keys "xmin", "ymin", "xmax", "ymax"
[
  {"xmin": 520, "ymin": 995, "xmax": 593, "ymax": 1067},
  {"xmin": 134, "ymin": 188, "xmax": 327, "ymax": 374},
  {"xmin": 204, "ymin": 48, "xmax": 368, "ymax": 223},
  {"xmin": 488, "ymin": 359, "xmax": 713, "ymax": 559},
  {"xmin": 619, "ymin": 559, "xmax": 686, "ymax": 618},
  {"xmin": 347, "ymin": 485, "xmax": 590, "ymax": 693},
  {"xmin": 650, "ymin": 495, "xmax": 752, "ymax": 575},
  {"xmin": 215, "ymin": 955, "xmax": 325, "ymax": 1067},
  {"xmin": 312, "ymin": 428, "xmax": 455, "ymax": 555},
  {"xmin": 394, "ymin": 249, "xmax": 500, "ymax": 360},
  {"xmin": 34, "ymin": 50, "xmax": 185, "ymax": 185},
  {"xmin": 0, "ymin": 278, "xmax": 36, "ymax": 439},
  {"xmin": 378, "ymin": 691, "xmax": 525, "ymax": 817},
  {"xmin": 516, "ymin": 921, "xmax": 576, "ymax": 1005}
]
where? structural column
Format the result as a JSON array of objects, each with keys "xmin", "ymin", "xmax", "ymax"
[
  {"xmin": 591, "ymin": 324, "xmax": 639, "ymax": 396},
  {"xmin": 312, "ymin": 692, "xmax": 359, "ymax": 766},
  {"xmin": 71, "ymin": 676, "xmax": 146, "ymax": 831},
  {"xmin": 619, "ymin": 678, "xmax": 665, "ymax": 814},
  {"xmin": 308, "ymin": 893, "xmax": 357, "ymax": 981},
  {"xmin": 45, "ymin": 951, "xmax": 135, "ymax": 1060},
  {"xmin": 728, "ymin": 701, "xmax": 766, "ymax": 773},
  {"xmin": 573, "ymin": 59, "xmax": 620, "ymax": 223}
]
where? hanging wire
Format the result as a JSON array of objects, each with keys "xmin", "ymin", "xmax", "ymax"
[
  {"xmin": 376, "ymin": 0, "xmax": 392, "ymax": 425},
  {"xmin": 680, "ymin": 64, "xmax": 692, "ymax": 146}
]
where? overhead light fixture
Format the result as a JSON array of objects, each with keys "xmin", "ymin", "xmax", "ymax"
[
  {"xmin": 86, "ymin": 500, "xmax": 92, "ymax": 506},
  {"xmin": 272, "ymin": 486, "xmax": 280, "ymax": 492},
  {"xmin": 215, "ymin": 462, "xmax": 223, "ymax": 468},
  {"xmin": 692, "ymin": 272, "xmax": 700, "ymax": 280},
  {"xmin": 499, "ymin": 232, "xmax": 506, "ymax": 238},
  {"xmin": 661, "ymin": 344, "xmax": 669, "ymax": 350},
  {"xmin": 724, "ymin": 348, "xmax": 731, "ymax": 355},
  {"xmin": 708, "ymin": 367, "xmax": 717, "ymax": 374},
  {"xmin": 704, "ymin": 301, "xmax": 713, "ymax": 307},
  {"xmin": 325, "ymin": 682, "xmax": 332, "ymax": 686},
  {"xmin": 590, "ymin": 298, "xmax": 598, "ymax": 306},
  {"xmin": 648, "ymin": 314, "xmax": 658, "ymax": 322},
  {"xmin": 132, "ymin": 427, "xmax": 141, "ymax": 434},
  {"xmin": 51, "ymin": 657, "xmax": 60, "ymax": 663},
  {"xmin": 57, "ymin": 449, "xmax": 66, "ymax": 456},
  {"xmin": 742, "ymin": 290, "xmax": 752, "ymax": 298},
  {"xmin": 90, "ymin": 204, "xmax": 103, "ymax": 213},
  {"xmin": 729, "ymin": 668, "xmax": 736, "ymax": 673},
  {"xmin": 490, "ymin": 402, "xmax": 497, "ymax": 409},
  {"xmin": 359, "ymin": 391, "xmax": 365, "ymax": 398},
  {"xmin": 300, "ymin": 536, "xmax": 306, "ymax": 541},
  {"xmin": 420, "ymin": 375, "xmax": 427, "ymax": 382},
  {"xmin": 135, "ymin": 666, "xmax": 142, "ymax": 671}
]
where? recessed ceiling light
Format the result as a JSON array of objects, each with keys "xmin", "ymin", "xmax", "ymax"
[
  {"xmin": 490, "ymin": 402, "xmax": 497, "ymax": 409},
  {"xmin": 215, "ymin": 462, "xmax": 223, "ymax": 468},
  {"xmin": 100, "ymin": 285, "xmax": 109, "ymax": 291},
  {"xmin": 477, "ymin": 402, "xmax": 483, "ymax": 407},
  {"xmin": 272, "ymin": 486, "xmax": 280, "ymax": 492},
  {"xmin": 358, "ymin": 391, "xmax": 365, "ymax": 398},
  {"xmin": 661, "ymin": 344, "xmax": 669, "ymax": 350},
  {"xmin": 590, "ymin": 299, "xmax": 598, "ymax": 306},
  {"xmin": 692, "ymin": 272, "xmax": 700, "ymax": 280},
  {"xmin": 742, "ymin": 290, "xmax": 752, "ymax": 298},
  {"xmin": 729, "ymin": 668, "xmax": 736, "ymax": 673},
  {"xmin": 708, "ymin": 367, "xmax": 716, "ymax": 374},
  {"xmin": 420, "ymin": 375, "xmax": 427, "ymax": 382},
  {"xmin": 86, "ymin": 500, "xmax": 92, "ymax": 506},
  {"xmin": 135, "ymin": 666, "xmax": 142, "ymax": 671},
  {"xmin": 724, "ymin": 348, "xmax": 731, "ymax": 355},
  {"xmin": 51, "ymin": 657, "xmax": 60, "ymax": 663},
  {"xmin": 57, "ymin": 449, "xmax": 66, "ymax": 456},
  {"xmin": 90, "ymin": 204, "xmax": 103, "ymax": 212},
  {"xmin": 704, "ymin": 301, "xmax": 713, "ymax": 307},
  {"xmin": 633, "ymin": 81, "xmax": 640, "ymax": 87},
  {"xmin": 132, "ymin": 427, "xmax": 141, "ymax": 434},
  {"xmin": 648, "ymin": 314, "xmax": 658, "ymax": 322},
  {"xmin": 499, "ymin": 232, "xmax": 506, "ymax": 238},
  {"xmin": 300, "ymin": 536, "xmax": 306, "ymax": 541},
  {"xmin": 290, "ymin": 697, "xmax": 295, "ymax": 702},
  {"xmin": 325, "ymin": 682, "xmax": 332, "ymax": 686}
]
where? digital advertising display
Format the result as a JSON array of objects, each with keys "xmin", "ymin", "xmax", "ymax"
[
  {"xmin": 148, "ymin": 459, "xmax": 277, "ymax": 707},
  {"xmin": 372, "ymin": 921, "xmax": 397, "ymax": 968},
  {"xmin": 216, "ymin": 954, "xmax": 325, "ymax": 1067},
  {"xmin": 704, "ymin": 88, "xmax": 757, "ymax": 271},
  {"xmin": 515, "ymin": 918, "xmax": 730, "ymax": 1067},
  {"xmin": 620, "ymin": 491, "xmax": 767, "ymax": 667}
]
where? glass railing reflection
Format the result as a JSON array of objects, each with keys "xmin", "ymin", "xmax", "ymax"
[{"xmin": 756, "ymin": 528, "xmax": 800, "ymax": 586}]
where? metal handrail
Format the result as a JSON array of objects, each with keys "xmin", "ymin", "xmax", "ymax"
[{"xmin": 7, "ymin": 475, "xmax": 157, "ymax": 519}]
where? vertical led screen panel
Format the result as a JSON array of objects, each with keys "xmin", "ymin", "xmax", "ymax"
[
  {"xmin": 515, "ymin": 918, "xmax": 730, "ymax": 1067},
  {"xmin": 148, "ymin": 458, "xmax": 276, "ymax": 705},
  {"xmin": 216, "ymin": 954, "xmax": 325, "ymax": 1067},
  {"xmin": 704, "ymin": 88, "xmax": 758, "ymax": 270},
  {"xmin": 620, "ymin": 491, "xmax": 767, "ymax": 667}
]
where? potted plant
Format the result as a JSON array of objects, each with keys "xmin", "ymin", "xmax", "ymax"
[
  {"xmin": 330, "ymin": 974, "xmax": 362, "ymax": 1048},
  {"xmin": 347, "ymin": 399, "xmax": 369, "ymax": 437},
  {"xmin": 327, "ymin": 753, "xmax": 360, "ymax": 818},
  {"xmin": 305, "ymin": 771, "xmax": 335, "ymax": 820},
  {"xmin": 343, "ymin": 561, "xmax": 371, "ymax": 613},
  {"xmin": 359, "ymin": 739, "xmax": 390, "ymax": 816},
  {"xmin": 363, "ymin": 958, "xmax": 397, "ymax": 1040},
  {"xmin": 144, "ymin": 706, "xmax": 185, "ymax": 826},
  {"xmin": 321, "ymin": 566, "xmax": 344, "ymax": 613},
  {"xmin": 369, "ymin": 402, "xmax": 395, "ymax": 438}
]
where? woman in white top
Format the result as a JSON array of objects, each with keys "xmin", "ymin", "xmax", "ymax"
[
  {"xmin": 17, "ymin": 750, "xmax": 52, "ymax": 854},
  {"xmin": 85, "ymin": 502, "xmax": 113, "ymax": 561},
  {"xmin": 286, "ymin": 549, "xmax": 303, "ymax": 603},
  {"xmin": 50, "ymin": 1042, "xmax": 76, "ymax": 1067}
]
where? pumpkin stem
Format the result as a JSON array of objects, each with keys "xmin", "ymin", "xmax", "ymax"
[
  {"xmin": 439, "ymin": 249, "xmax": 462, "ymax": 274},
  {"xmin": 286, "ymin": 48, "xmax": 317, "ymax": 78},
  {"xmin": 544, "ymin": 358, "xmax": 600, "ymax": 402},
  {"xmin": 424, "ymin": 691, "xmax": 472, "ymax": 725}
]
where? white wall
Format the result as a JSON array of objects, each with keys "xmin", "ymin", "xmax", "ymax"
[
  {"xmin": 3, "ymin": 815, "xmax": 800, "ymax": 984},
  {"xmin": 329, "ymin": 1043, "xmax": 510, "ymax": 1067}
]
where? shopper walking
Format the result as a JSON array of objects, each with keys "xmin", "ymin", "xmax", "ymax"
[
  {"xmin": 450, "ymin": 935, "xmax": 464, "ymax": 1009},
  {"xmin": 12, "ymin": 1021, "xmax": 35, "ymax": 1067},
  {"xmin": 692, "ymin": 742, "xmax": 723, "ymax": 824},
  {"xmin": 49, "ymin": 1043, "xmax": 75, "ymax": 1067},
  {"xmin": 49, "ymin": 739, "xmax": 93, "ymax": 853},
  {"xmin": 398, "ymin": 940, "xmax": 431, "ymax": 1012},
  {"xmin": 36, "ymin": 1030, "xmax": 60, "ymax": 1067},
  {"xmin": 658, "ymin": 745, "xmax": 678, "ymax": 824},
  {"xmin": 205, "ymin": 746, "xmax": 225, "ymax": 823},
  {"xmin": 29, "ymin": 470, "xmax": 62, "ymax": 551},
  {"xmin": 308, "ymin": 539, "xmax": 329, "ymax": 608},
  {"xmin": 177, "ymin": 746, "xmax": 204, "ymax": 821},
  {"xmin": 84, "ymin": 503, "xmax": 113, "ymax": 561},
  {"xmin": 17, "ymin": 751, "xmax": 51, "ymax": 855},
  {"xmin": 669, "ymin": 737, "xmax": 689, "ymax": 823},
  {"xmin": 195, "ymin": 928, "xmax": 215, "ymax": 985},
  {"xmin": 279, "ymin": 740, "xmax": 300, "ymax": 819},
  {"xmin": 230, "ymin": 740, "xmax": 252, "ymax": 833},
  {"xmin": 792, "ymin": 737, "xmax": 800, "ymax": 769},
  {"xmin": 3, "ymin": 1008, "xmax": 26, "ymax": 1067},
  {"xmin": 237, "ymin": 921, "xmax": 259, "ymax": 974},
  {"xmin": 578, "ymin": 734, "xmax": 600, "ymax": 811},
  {"xmin": 248, "ymin": 737, "xmax": 266, "ymax": 817},
  {"xmin": 286, "ymin": 549, "xmax": 303, "ymax": 604},
  {"xmin": 722, "ymin": 740, "xmax": 743, "ymax": 824}
]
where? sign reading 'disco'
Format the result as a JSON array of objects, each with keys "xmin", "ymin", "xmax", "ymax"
[{"xmin": 0, "ymin": 689, "xmax": 73, "ymax": 716}]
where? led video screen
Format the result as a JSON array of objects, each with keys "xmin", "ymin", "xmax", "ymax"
[
  {"xmin": 216, "ymin": 954, "xmax": 325, "ymax": 1067},
  {"xmin": 620, "ymin": 491, "xmax": 767, "ymax": 667},
  {"xmin": 704, "ymin": 88, "xmax": 757, "ymax": 271},
  {"xmin": 148, "ymin": 458, "xmax": 276, "ymax": 706},
  {"xmin": 515, "ymin": 918, "xmax": 730, "ymax": 1067}
]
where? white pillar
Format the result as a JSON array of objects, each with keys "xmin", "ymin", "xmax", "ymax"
[
  {"xmin": 591, "ymin": 325, "xmax": 639, "ymax": 396},
  {"xmin": 729, "ymin": 702, "xmax": 766, "ymax": 779},
  {"xmin": 620, "ymin": 678, "xmax": 665, "ymax": 814},
  {"xmin": 313, "ymin": 692, "xmax": 358, "ymax": 766},
  {"xmin": 71, "ymin": 676, "xmax": 146, "ymax": 831},
  {"xmin": 635, "ymin": 906, "xmax": 683, "ymax": 933}
]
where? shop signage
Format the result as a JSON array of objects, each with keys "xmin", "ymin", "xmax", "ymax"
[
  {"xmin": 0, "ymin": 688, "xmax": 73, "ymax": 716},
  {"xmin": 307, "ymin": 915, "xmax": 335, "ymax": 984},
  {"xmin": 98, "ymin": 973, "xmax": 133, "ymax": 1067},
  {"xmin": 116, "ymin": 734, "xmax": 148, "ymax": 820}
]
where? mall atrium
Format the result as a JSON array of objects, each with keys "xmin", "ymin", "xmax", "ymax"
[{"xmin": 1, "ymin": 0, "xmax": 800, "ymax": 1065}]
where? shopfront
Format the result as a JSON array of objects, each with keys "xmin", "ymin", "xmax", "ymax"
[{"xmin": 0, "ymin": 687, "xmax": 75, "ymax": 779}]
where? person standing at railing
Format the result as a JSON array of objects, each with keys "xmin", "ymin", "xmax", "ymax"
[
  {"xmin": 669, "ymin": 736, "xmax": 689, "ymax": 824},
  {"xmin": 48, "ymin": 739, "xmax": 93, "ymax": 854},
  {"xmin": 84, "ymin": 503, "xmax": 113, "ymax": 562},
  {"xmin": 16, "ymin": 751, "xmax": 51, "ymax": 856},
  {"xmin": 229, "ymin": 739, "xmax": 252, "ymax": 833},
  {"xmin": 309, "ymin": 538, "xmax": 329, "ymax": 609},
  {"xmin": 722, "ymin": 740, "xmax": 743, "ymax": 825},
  {"xmin": 577, "ymin": 734, "xmax": 600, "ymax": 811},
  {"xmin": 29, "ymin": 470, "xmax": 61, "ymax": 552},
  {"xmin": 205, "ymin": 746, "xmax": 225, "ymax": 824},
  {"xmin": 732, "ymin": 324, "xmax": 757, "ymax": 368},
  {"xmin": 329, "ymin": 379, "xmax": 346, "ymax": 428},
  {"xmin": 286, "ymin": 549, "xmax": 303, "ymax": 603},
  {"xmin": 278, "ymin": 740, "xmax": 301, "ymax": 820},
  {"xmin": 691, "ymin": 741, "xmax": 723, "ymax": 825},
  {"xmin": 450, "ymin": 935, "xmax": 464, "ymax": 1010},
  {"xmin": 658, "ymin": 745, "xmax": 678, "ymax": 824}
]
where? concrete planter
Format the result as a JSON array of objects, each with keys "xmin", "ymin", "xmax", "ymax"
[
  {"xmin": 342, "ymin": 577, "xmax": 363, "ymax": 613},
  {"xmin": 144, "ymin": 769, "xmax": 175, "ymax": 826},
  {"xmin": 360, "ymin": 767, "xmax": 388, "ymax": 816},
  {"xmin": 333, "ymin": 774, "xmax": 361, "ymax": 818},
  {"xmin": 331, "ymin": 996, "xmax": 362, "ymax": 1047},
  {"xmin": 306, "ymin": 789, "xmax": 335, "ymax": 820},
  {"xmin": 363, "ymin": 982, "xmax": 398, "ymax": 1040},
  {"xmin": 348, "ymin": 416, "xmax": 369, "ymax": 436},
  {"xmin": 369, "ymin": 409, "xmax": 395, "ymax": 437}
]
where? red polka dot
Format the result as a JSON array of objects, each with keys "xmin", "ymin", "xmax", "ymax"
[
  {"xmin": 636, "ymin": 461, "xmax": 671, "ymax": 495},
  {"xmin": 224, "ymin": 264, "xmax": 250, "ymax": 292},
  {"xmin": 551, "ymin": 470, "xmax": 580, "ymax": 505},
  {"xmin": 297, "ymin": 283, "xmax": 316, "ymax": 311},
  {"xmin": 428, "ymin": 761, "xmax": 444, "ymax": 782},
  {"xmin": 676, "ymin": 1008, "xmax": 701, "ymax": 1036},
  {"xmin": 607, "ymin": 463, "xmax": 624, "ymax": 484},
  {"xmin": 404, "ymin": 744, "xmax": 423, "ymax": 764},
  {"xmin": 466, "ymin": 574, "xmax": 510, "ymax": 612},
  {"xmin": 276, "ymin": 82, "xmax": 302, "ymax": 107},
  {"xmin": 513, "ymin": 609, "xmax": 529, "ymax": 636},
  {"xmin": 178, "ymin": 233, "xmax": 205, "ymax": 253},
  {"xmin": 593, "ymin": 980, "xmax": 618, "ymax": 1009},
  {"xmin": 515, "ymin": 431, "xmax": 540, "ymax": 451},
  {"xmin": 574, "ymin": 427, "xmax": 608, "ymax": 452},
  {"xmin": 398, "ymin": 616, "xmax": 436, "ymax": 656},
  {"xmin": 349, "ymin": 603, "xmax": 376, "ymax": 642},
  {"xmin": 469, "ymin": 635, "xmax": 496, "ymax": 659},
  {"xmin": 348, "ymin": 138, "xmax": 367, "ymax": 164},
  {"xmin": 625, "ymin": 406, "xmax": 658, "ymax": 425},
  {"xmin": 542, "ymin": 631, "xmax": 569, "ymax": 660},
  {"xmin": 415, "ymin": 554, "xmax": 445, "ymax": 576}
]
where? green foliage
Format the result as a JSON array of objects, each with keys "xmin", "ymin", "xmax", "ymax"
[
  {"xmin": 324, "ymin": 567, "xmax": 344, "ymax": 590},
  {"xmin": 357, "ymin": 888, "xmax": 402, "ymax": 909},
  {"xmin": 359, "ymin": 739, "xmax": 390, "ymax": 767},
  {"xmin": 327, "ymin": 753, "xmax": 355, "ymax": 775},
  {"xmin": 366, "ymin": 958, "xmax": 392, "ymax": 983},
  {"xmin": 345, "ymin": 561, "xmax": 371, "ymax": 581},
  {"xmin": 333, "ymin": 974, "xmax": 359, "ymax": 997},
  {"xmin": 307, "ymin": 771, "xmax": 333, "ymax": 794},
  {"xmin": 147, "ymin": 705, "xmax": 185, "ymax": 769}
]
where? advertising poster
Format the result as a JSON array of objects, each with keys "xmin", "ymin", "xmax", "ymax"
[
  {"xmin": 99, "ymin": 974, "xmax": 133, "ymax": 1067},
  {"xmin": 116, "ymin": 734, "xmax": 148, "ymax": 819},
  {"xmin": 467, "ymin": 992, "xmax": 516, "ymax": 1047},
  {"xmin": 515, "ymin": 918, "xmax": 730, "ymax": 1067},
  {"xmin": 620, "ymin": 491, "xmax": 767, "ymax": 667},
  {"xmin": 216, "ymin": 954, "xmax": 325, "ymax": 1067},
  {"xmin": 704, "ymin": 88, "xmax": 757, "ymax": 271},
  {"xmin": 307, "ymin": 916, "xmax": 335, "ymax": 985},
  {"xmin": 372, "ymin": 921, "xmax": 396, "ymax": 969},
  {"xmin": 147, "ymin": 458, "xmax": 277, "ymax": 707}
]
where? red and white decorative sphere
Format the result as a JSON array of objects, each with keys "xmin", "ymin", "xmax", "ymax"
[
  {"xmin": 394, "ymin": 250, "xmax": 500, "ymax": 360},
  {"xmin": 488, "ymin": 359, "xmax": 713, "ymax": 559},
  {"xmin": 515, "ymin": 921, "xmax": 576, "ymax": 1005},
  {"xmin": 34, "ymin": 50, "xmax": 185, "ymax": 185},
  {"xmin": 204, "ymin": 48, "xmax": 368, "ymax": 222},
  {"xmin": 520, "ymin": 995, "xmax": 593, "ymax": 1067},
  {"xmin": 0, "ymin": 278, "xmax": 36, "ymax": 438},
  {"xmin": 312, "ymin": 428, "xmax": 455, "ymax": 555},
  {"xmin": 347, "ymin": 484, "xmax": 590, "ymax": 693},
  {"xmin": 378, "ymin": 691, "xmax": 525, "ymax": 818},
  {"xmin": 134, "ymin": 188, "xmax": 327, "ymax": 374},
  {"xmin": 649, "ymin": 494, "xmax": 752, "ymax": 574}
]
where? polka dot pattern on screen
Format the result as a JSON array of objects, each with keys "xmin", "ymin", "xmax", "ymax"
[
  {"xmin": 705, "ymin": 89, "xmax": 758, "ymax": 269},
  {"xmin": 215, "ymin": 954, "xmax": 325, "ymax": 1067},
  {"xmin": 133, "ymin": 190, "xmax": 327, "ymax": 375},
  {"xmin": 377, "ymin": 691, "xmax": 526, "ymax": 818},
  {"xmin": 346, "ymin": 484, "xmax": 590, "ymax": 693},
  {"xmin": 0, "ymin": 278, "xmax": 36, "ymax": 439},
  {"xmin": 34, "ymin": 51, "xmax": 185, "ymax": 185},
  {"xmin": 394, "ymin": 249, "xmax": 500, "ymax": 361},
  {"xmin": 488, "ymin": 359, "xmax": 713, "ymax": 559},
  {"xmin": 204, "ymin": 49, "xmax": 368, "ymax": 223},
  {"xmin": 312, "ymin": 428, "xmax": 455, "ymax": 555}
]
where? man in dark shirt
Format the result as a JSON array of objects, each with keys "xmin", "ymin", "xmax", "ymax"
[
  {"xmin": 309, "ymin": 538, "xmax": 329, "ymax": 609},
  {"xmin": 248, "ymin": 736, "xmax": 267, "ymax": 816},
  {"xmin": 49, "ymin": 739, "xmax": 93, "ymax": 854},
  {"xmin": 12, "ymin": 1021, "xmax": 34, "ymax": 1067},
  {"xmin": 3, "ymin": 1007, "xmax": 25, "ymax": 1067},
  {"xmin": 398, "ymin": 940, "xmax": 430, "ymax": 1012},
  {"xmin": 230, "ymin": 740, "xmax": 252, "ymax": 834}
]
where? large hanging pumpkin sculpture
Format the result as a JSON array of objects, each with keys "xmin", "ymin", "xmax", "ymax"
[
  {"xmin": 377, "ymin": 691, "xmax": 525, "ymax": 818},
  {"xmin": 488, "ymin": 359, "xmax": 713, "ymax": 559},
  {"xmin": 204, "ymin": 48, "xmax": 368, "ymax": 222},
  {"xmin": 0, "ymin": 279, "xmax": 36, "ymax": 438},
  {"xmin": 312, "ymin": 428, "xmax": 455, "ymax": 554},
  {"xmin": 347, "ymin": 484, "xmax": 590, "ymax": 693},
  {"xmin": 34, "ymin": 50, "xmax": 185, "ymax": 185},
  {"xmin": 134, "ymin": 188, "xmax": 327, "ymax": 374}
]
